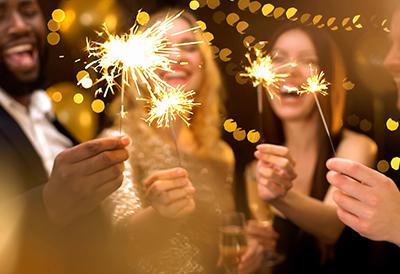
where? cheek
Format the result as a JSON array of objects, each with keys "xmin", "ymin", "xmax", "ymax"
[{"xmin": 187, "ymin": 51, "xmax": 203, "ymax": 67}]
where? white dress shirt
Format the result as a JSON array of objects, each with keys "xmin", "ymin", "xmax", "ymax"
[{"xmin": 0, "ymin": 89, "xmax": 72, "ymax": 175}]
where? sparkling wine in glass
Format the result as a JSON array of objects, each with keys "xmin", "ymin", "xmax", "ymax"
[
  {"xmin": 246, "ymin": 164, "xmax": 285, "ymax": 267},
  {"xmin": 219, "ymin": 212, "xmax": 248, "ymax": 274}
]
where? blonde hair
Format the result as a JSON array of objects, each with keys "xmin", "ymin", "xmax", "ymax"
[{"xmin": 116, "ymin": 8, "xmax": 225, "ymax": 152}]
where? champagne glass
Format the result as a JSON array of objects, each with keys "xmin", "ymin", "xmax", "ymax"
[
  {"xmin": 219, "ymin": 212, "xmax": 248, "ymax": 274},
  {"xmin": 246, "ymin": 164, "xmax": 285, "ymax": 268}
]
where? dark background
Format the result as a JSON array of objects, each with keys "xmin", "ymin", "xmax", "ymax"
[{"xmin": 39, "ymin": 0, "xmax": 400, "ymax": 204}]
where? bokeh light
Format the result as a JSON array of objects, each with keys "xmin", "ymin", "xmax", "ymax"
[{"xmin": 91, "ymin": 99, "xmax": 105, "ymax": 113}]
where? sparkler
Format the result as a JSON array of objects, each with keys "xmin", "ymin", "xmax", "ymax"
[
  {"xmin": 298, "ymin": 66, "xmax": 335, "ymax": 155},
  {"xmin": 145, "ymin": 86, "xmax": 200, "ymax": 165},
  {"xmin": 241, "ymin": 48, "xmax": 294, "ymax": 141},
  {"xmin": 83, "ymin": 10, "xmax": 202, "ymax": 133}
]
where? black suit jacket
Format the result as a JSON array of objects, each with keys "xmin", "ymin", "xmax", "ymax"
[{"xmin": 0, "ymin": 105, "xmax": 116, "ymax": 274}]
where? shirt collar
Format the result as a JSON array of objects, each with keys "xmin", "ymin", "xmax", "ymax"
[{"xmin": 0, "ymin": 88, "xmax": 54, "ymax": 120}]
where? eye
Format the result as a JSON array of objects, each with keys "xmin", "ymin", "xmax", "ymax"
[
  {"xmin": 180, "ymin": 44, "xmax": 199, "ymax": 53},
  {"xmin": 20, "ymin": 2, "xmax": 39, "ymax": 18}
]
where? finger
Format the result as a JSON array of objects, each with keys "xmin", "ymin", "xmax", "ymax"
[
  {"xmin": 258, "ymin": 178, "xmax": 286, "ymax": 197},
  {"xmin": 85, "ymin": 163, "xmax": 125, "ymax": 189},
  {"xmin": 326, "ymin": 158, "xmax": 385, "ymax": 187},
  {"xmin": 93, "ymin": 175, "xmax": 124, "ymax": 203},
  {"xmin": 161, "ymin": 186, "xmax": 196, "ymax": 205},
  {"xmin": 143, "ymin": 168, "xmax": 188, "ymax": 187},
  {"xmin": 257, "ymin": 165, "xmax": 294, "ymax": 186},
  {"xmin": 256, "ymin": 144, "xmax": 295, "ymax": 165},
  {"xmin": 332, "ymin": 190, "xmax": 369, "ymax": 218},
  {"xmin": 240, "ymin": 241, "xmax": 256, "ymax": 263},
  {"xmin": 61, "ymin": 136, "xmax": 131, "ymax": 164},
  {"xmin": 146, "ymin": 178, "xmax": 191, "ymax": 197},
  {"xmin": 167, "ymin": 197, "xmax": 193, "ymax": 217},
  {"xmin": 255, "ymin": 151, "xmax": 295, "ymax": 174},
  {"xmin": 336, "ymin": 206, "xmax": 363, "ymax": 233},
  {"xmin": 72, "ymin": 148, "xmax": 129, "ymax": 175},
  {"xmin": 327, "ymin": 171, "xmax": 369, "ymax": 201}
]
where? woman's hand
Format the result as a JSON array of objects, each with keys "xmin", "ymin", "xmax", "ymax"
[
  {"xmin": 238, "ymin": 237, "xmax": 264, "ymax": 274},
  {"xmin": 255, "ymin": 144, "xmax": 297, "ymax": 201},
  {"xmin": 144, "ymin": 168, "xmax": 196, "ymax": 219},
  {"xmin": 246, "ymin": 220, "xmax": 278, "ymax": 253}
]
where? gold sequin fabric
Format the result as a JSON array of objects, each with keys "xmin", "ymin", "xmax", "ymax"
[{"xmin": 102, "ymin": 113, "xmax": 234, "ymax": 274}]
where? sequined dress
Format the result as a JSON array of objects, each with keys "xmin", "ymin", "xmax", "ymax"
[{"xmin": 102, "ymin": 113, "xmax": 235, "ymax": 274}]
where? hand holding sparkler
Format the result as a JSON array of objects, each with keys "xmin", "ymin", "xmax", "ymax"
[{"xmin": 144, "ymin": 167, "xmax": 196, "ymax": 219}]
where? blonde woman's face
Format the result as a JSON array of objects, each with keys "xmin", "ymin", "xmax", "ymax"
[
  {"xmin": 384, "ymin": 9, "xmax": 400, "ymax": 110},
  {"xmin": 158, "ymin": 18, "xmax": 203, "ymax": 92},
  {"xmin": 270, "ymin": 29, "xmax": 319, "ymax": 122}
]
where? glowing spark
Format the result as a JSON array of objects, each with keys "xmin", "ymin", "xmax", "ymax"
[
  {"xmin": 85, "ymin": 11, "xmax": 188, "ymax": 98},
  {"xmin": 145, "ymin": 86, "xmax": 200, "ymax": 128},
  {"xmin": 241, "ymin": 48, "xmax": 292, "ymax": 99},
  {"xmin": 298, "ymin": 66, "xmax": 330, "ymax": 96},
  {"xmin": 299, "ymin": 66, "xmax": 335, "ymax": 155}
]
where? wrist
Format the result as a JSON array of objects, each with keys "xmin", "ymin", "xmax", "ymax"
[{"xmin": 42, "ymin": 183, "xmax": 71, "ymax": 226}]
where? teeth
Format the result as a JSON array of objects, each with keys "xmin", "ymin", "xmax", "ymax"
[
  {"xmin": 166, "ymin": 71, "xmax": 188, "ymax": 79},
  {"xmin": 281, "ymin": 85, "xmax": 299, "ymax": 94},
  {"xmin": 4, "ymin": 44, "xmax": 33, "ymax": 55}
]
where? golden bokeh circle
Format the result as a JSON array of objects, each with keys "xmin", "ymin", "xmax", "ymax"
[
  {"xmin": 377, "ymin": 160, "xmax": 390, "ymax": 173},
  {"xmin": 47, "ymin": 32, "xmax": 61, "ymax": 46},
  {"xmin": 386, "ymin": 118, "xmax": 399, "ymax": 131},
  {"xmin": 91, "ymin": 99, "xmax": 105, "ymax": 113},
  {"xmin": 224, "ymin": 119, "xmax": 238, "ymax": 133},
  {"xmin": 52, "ymin": 9, "xmax": 66, "ymax": 23},
  {"xmin": 73, "ymin": 93, "xmax": 84, "ymax": 104},
  {"xmin": 136, "ymin": 11, "xmax": 150, "ymax": 26}
]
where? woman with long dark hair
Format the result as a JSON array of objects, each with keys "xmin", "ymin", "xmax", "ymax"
[{"xmin": 246, "ymin": 24, "xmax": 377, "ymax": 273}]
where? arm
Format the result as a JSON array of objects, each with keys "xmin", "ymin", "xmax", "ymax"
[{"xmin": 255, "ymin": 132, "xmax": 377, "ymax": 244}]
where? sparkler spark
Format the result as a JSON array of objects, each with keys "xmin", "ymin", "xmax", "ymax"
[
  {"xmin": 299, "ymin": 66, "xmax": 336, "ymax": 155},
  {"xmin": 145, "ymin": 86, "xmax": 200, "ymax": 128},
  {"xmin": 85, "ymin": 12, "xmax": 181, "ymax": 98},
  {"xmin": 241, "ymin": 48, "xmax": 292, "ymax": 99},
  {"xmin": 82, "ymin": 10, "xmax": 203, "ymax": 134},
  {"xmin": 298, "ymin": 67, "xmax": 330, "ymax": 96}
]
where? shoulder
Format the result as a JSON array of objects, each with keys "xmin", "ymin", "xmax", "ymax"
[
  {"xmin": 212, "ymin": 140, "xmax": 235, "ymax": 167},
  {"xmin": 337, "ymin": 129, "xmax": 377, "ymax": 166}
]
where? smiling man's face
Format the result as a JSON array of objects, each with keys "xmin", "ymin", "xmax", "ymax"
[{"xmin": 0, "ymin": 0, "xmax": 46, "ymax": 96}]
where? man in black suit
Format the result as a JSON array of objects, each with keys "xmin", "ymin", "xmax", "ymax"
[{"xmin": 0, "ymin": 0, "xmax": 130, "ymax": 273}]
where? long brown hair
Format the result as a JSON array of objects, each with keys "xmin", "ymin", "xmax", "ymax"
[{"xmin": 263, "ymin": 24, "xmax": 346, "ymax": 151}]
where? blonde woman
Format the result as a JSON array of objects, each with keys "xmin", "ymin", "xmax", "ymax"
[{"xmin": 101, "ymin": 9, "xmax": 271, "ymax": 274}]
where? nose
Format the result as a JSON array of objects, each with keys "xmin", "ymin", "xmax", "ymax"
[{"xmin": 7, "ymin": 12, "xmax": 30, "ymax": 36}]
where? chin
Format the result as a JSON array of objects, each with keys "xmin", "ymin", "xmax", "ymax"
[{"xmin": 15, "ymin": 70, "xmax": 40, "ymax": 82}]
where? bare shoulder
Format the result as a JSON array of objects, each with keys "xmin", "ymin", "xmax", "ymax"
[
  {"xmin": 214, "ymin": 141, "xmax": 235, "ymax": 166},
  {"xmin": 337, "ymin": 129, "xmax": 377, "ymax": 166}
]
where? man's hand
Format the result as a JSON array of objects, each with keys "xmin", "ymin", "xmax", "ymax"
[{"xmin": 43, "ymin": 136, "xmax": 130, "ymax": 225}]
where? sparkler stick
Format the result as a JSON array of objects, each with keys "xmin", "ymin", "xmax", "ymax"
[
  {"xmin": 144, "ymin": 86, "xmax": 200, "ymax": 165},
  {"xmin": 299, "ymin": 66, "xmax": 336, "ymax": 155},
  {"xmin": 257, "ymin": 85, "xmax": 265, "ymax": 142}
]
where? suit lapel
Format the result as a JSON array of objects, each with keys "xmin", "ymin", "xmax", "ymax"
[
  {"xmin": 51, "ymin": 118, "xmax": 80, "ymax": 146},
  {"xmin": 0, "ymin": 105, "xmax": 48, "ymax": 186}
]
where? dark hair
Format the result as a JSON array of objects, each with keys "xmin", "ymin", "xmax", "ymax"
[{"xmin": 263, "ymin": 24, "xmax": 346, "ymax": 199}]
